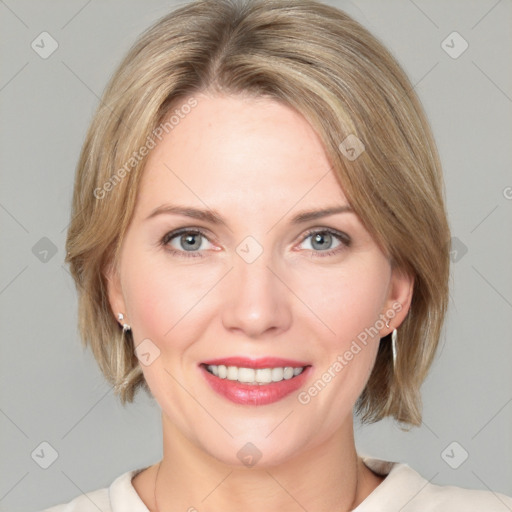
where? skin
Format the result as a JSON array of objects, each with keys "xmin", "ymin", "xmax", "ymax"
[{"xmin": 106, "ymin": 93, "xmax": 413, "ymax": 511}]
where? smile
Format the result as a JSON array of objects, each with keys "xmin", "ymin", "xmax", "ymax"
[{"xmin": 199, "ymin": 357, "xmax": 312, "ymax": 405}]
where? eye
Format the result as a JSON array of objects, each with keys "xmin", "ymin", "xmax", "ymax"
[
  {"xmin": 160, "ymin": 227, "xmax": 351, "ymax": 259},
  {"xmin": 160, "ymin": 228, "xmax": 213, "ymax": 258},
  {"xmin": 298, "ymin": 228, "xmax": 351, "ymax": 257}
]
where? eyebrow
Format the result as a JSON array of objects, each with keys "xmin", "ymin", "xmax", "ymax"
[{"xmin": 145, "ymin": 203, "xmax": 354, "ymax": 225}]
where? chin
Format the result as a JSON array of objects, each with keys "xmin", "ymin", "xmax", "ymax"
[{"xmin": 199, "ymin": 431, "xmax": 311, "ymax": 470}]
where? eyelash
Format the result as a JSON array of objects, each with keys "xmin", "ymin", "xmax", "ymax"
[{"xmin": 160, "ymin": 227, "xmax": 351, "ymax": 259}]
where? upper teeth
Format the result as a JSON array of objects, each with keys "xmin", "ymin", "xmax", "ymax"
[{"xmin": 206, "ymin": 365, "xmax": 305, "ymax": 384}]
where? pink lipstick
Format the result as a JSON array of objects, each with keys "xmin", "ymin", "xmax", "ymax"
[{"xmin": 199, "ymin": 357, "xmax": 312, "ymax": 406}]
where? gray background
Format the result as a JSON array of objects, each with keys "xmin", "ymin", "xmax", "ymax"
[{"xmin": 1, "ymin": 0, "xmax": 511, "ymax": 511}]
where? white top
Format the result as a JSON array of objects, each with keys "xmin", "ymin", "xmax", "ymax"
[{"xmin": 41, "ymin": 456, "xmax": 512, "ymax": 511}]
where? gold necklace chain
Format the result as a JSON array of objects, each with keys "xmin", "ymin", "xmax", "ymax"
[{"xmin": 154, "ymin": 460, "xmax": 162, "ymax": 512}]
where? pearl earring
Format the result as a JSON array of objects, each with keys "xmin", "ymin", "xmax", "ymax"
[{"xmin": 117, "ymin": 313, "xmax": 131, "ymax": 332}]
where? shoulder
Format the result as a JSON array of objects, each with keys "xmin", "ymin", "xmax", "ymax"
[
  {"xmin": 359, "ymin": 456, "xmax": 512, "ymax": 511},
  {"xmin": 40, "ymin": 487, "xmax": 109, "ymax": 512},
  {"xmin": 39, "ymin": 468, "xmax": 149, "ymax": 512},
  {"xmin": 420, "ymin": 482, "xmax": 512, "ymax": 510},
  {"xmin": 418, "ymin": 480, "xmax": 512, "ymax": 512}
]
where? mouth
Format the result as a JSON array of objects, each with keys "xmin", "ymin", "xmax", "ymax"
[{"xmin": 199, "ymin": 357, "xmax": 312, "ymax": 405}]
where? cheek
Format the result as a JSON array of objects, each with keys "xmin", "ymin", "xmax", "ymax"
[
  {"xmin": 292, "ymin": 258, "xmax": 389, "ymax": 426},
  {"xmin": 296, "ymin": 254, "xmax": 390, "ymax": 352},
  {"xmin": 121, "ymin": 248, "xmax": 216, "ymax": 347},
  {"xmin": 124, "ymin": 262, "xmax": 174, "ymax": 339}
]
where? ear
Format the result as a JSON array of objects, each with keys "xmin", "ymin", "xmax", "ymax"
[
  {"xmin": 104, "ymin": 259, "xmax": 126, "ymax": 323},
  {"xmin": 379, "ymin": 265, "xmax": 414, "ymax": 337}
]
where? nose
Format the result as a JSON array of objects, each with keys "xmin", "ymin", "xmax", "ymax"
[{"xmin": 221, "ymin": 251, "xmax": 292, "ymax": 339}]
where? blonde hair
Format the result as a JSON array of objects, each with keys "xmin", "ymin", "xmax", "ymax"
[{"xmin": 65, "ymin": 0, "xmax": 451, "ymax": 427}]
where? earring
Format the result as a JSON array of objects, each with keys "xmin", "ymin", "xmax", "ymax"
[
  {"xmin": 117, "ymin": 312, "xmax": 131, "ymax": 332},
  {"xmin": 391, "ymin": 328, "xmax": 397, "ymax": 369},
  {"xmin": 384, "ymin": 318, "xmax": 397, "ymax": 370}
]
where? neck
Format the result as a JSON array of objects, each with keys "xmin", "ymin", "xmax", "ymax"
[{"xmin": 149, "ymin": 413, "xmax": 381, "ymax": 512}]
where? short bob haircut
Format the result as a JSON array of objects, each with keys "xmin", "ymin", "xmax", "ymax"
[{"xmin": 65, "ymin": 0, "xmax": 451, "ymax": 427}]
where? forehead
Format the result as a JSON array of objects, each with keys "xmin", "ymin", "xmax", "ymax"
[{"xmin": 135, "ymin": 94, "xmax": 348, "ymax": 216}]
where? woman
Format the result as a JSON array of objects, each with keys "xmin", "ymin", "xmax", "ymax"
[{"xmin": 46, "ymin": 0, "xmax": 512, "ymax": 510}]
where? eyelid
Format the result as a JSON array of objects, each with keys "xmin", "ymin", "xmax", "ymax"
[
  {"xmin": 299, "ymin": 227, "xmax": 351, "ymax": 246},
  {"xmin": 161, "ymin": 226, "xmax": 212, "ymax": 244}
]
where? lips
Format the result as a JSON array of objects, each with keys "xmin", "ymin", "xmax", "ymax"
[{"xmin": 199, "ymin": 356, "xmax": 312, "ymax": 406}]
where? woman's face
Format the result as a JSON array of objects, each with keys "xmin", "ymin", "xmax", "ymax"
[{"xmin": 107, "ymin": 93, "xmax": 412, "ymax": 467}]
